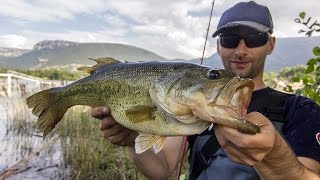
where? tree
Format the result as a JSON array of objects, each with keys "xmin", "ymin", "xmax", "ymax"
[{"xmin": 285, "ymin": 12, "xmax": 320, "ymax": 105}]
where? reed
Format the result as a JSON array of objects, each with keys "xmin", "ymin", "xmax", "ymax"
[
  {"xmin": 1, "ymin": 97, "xmax": 189, "ymax": 179},
  {"xmin": 0, "ymin": 97, "xmax": 63, "ymax": 179},
  {"xmin": 57, "ymin": 106, "xmax": 146, "ymax": 180},
  {"xmin": 4, "ymin": 99, "xmax": 36, "ymax": 136}
]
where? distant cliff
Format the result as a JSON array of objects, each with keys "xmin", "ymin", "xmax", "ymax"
[
  {"xmin": 0, "ymin": 40, "xmax": 167, "ymax": 69},
  {"xmin": 32, "ymin": 40, "xmax": 79, "ymax": 51},
  {"xmin": 0, "ymin": 47, "xmax": 30, "ymax": 57}
]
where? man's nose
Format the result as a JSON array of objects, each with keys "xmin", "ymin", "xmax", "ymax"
[{"xmin": 235, "ymin": 39, "xmax": 248, "ymax": 56}]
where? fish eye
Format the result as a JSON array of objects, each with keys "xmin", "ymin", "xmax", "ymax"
[{"xmin": 207, "ymin": 69, "xmax": 220, "ymax": 79}]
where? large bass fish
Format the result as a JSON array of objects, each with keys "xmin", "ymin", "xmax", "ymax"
[{"xmin": 26, "ymin": 57, "xmax": 259, "ymax": 154}]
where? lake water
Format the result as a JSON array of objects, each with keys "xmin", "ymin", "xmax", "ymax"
[
  {"xmin": 0, "ymin": 104, "xmax": 6, "ymax": 139},
  {"xmin": 0, "ymin": 97, "xmax": 69, "ymax": 179}
]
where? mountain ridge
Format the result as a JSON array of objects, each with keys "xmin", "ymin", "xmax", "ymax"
[
  {"xmin": 0, "ymin": 47, "xmax": 31, "ymax": 57},
  {"xmin": 1, "ymin": 36, "xmax": 319, "ymax": 72},
  {"xmin": 190, "ymin": 36, "xmax": 320, "ymax": 72},
  {"xmin": 32, "ymin": 40, "xmax": 79, "ymax": 51},
  {"xmin": 0, "ymin": 40, "xmax": 168, "ymax": 69}
]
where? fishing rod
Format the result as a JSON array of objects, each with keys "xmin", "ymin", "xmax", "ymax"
[
  {"xmin": 177, "ymin": 1, "xmax": 216, "ymax": 179},
  {"xmin": 200, "ymin": 0, "xmax": 215, "ymax": 65}
]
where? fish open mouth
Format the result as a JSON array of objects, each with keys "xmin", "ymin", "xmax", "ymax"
[
  {"xmin": 229, "ymin": 79, "xmax": 253, "ymax": 117},
  {"xmin": 207, "ymin": 76, "xmax": 254, "ymax": 118},
  {"xmin": 202, "ymin": 76, "xmax": 257, "ymax": 133}
]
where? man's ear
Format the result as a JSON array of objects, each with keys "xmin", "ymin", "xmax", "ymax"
[{"xmin": 268, "ymin": 36, "xmax": 276, "ymax": 55}]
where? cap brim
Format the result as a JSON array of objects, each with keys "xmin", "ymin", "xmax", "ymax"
[{"xmin": 212, "ymin": 21, "xmax": 271, "ymax": 37}]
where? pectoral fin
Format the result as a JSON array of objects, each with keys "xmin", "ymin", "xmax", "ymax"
[
  {"xmin": 135, "ymin": 134, "xmax": 167, "ymax": 154},
  {"xmin": 125, "ymin": 106, "xmax": 156, "ymax": 123}
]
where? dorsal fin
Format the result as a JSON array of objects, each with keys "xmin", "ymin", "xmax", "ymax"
[{"xmin": 77, "ymin": 57, "xmax": 121, "ymax": 74}]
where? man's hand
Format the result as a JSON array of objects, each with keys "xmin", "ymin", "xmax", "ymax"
[
  {"xmin": 214, "ymin": 112, "xmax": 319, "ymax": 178},
  {"xmin": 91, "ymin": 106, "xmax": 138, "ymax": 147},
  {"xmin": 213, "ymin": 112, "xmax": 277, "ymax": 166}
]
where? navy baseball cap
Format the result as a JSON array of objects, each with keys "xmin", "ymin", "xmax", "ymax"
[{"xmin": 212, "ymin": 1, "xmax": 273, "ymax": 37}]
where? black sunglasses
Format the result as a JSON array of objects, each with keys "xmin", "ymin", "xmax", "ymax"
[{"xmin": 219, "ymin": 32, "xmax": 270, "ymax": 48}]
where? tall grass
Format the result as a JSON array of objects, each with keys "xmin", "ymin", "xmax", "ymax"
[
  {"xmin": 0, "ymin": 97, "xmax": 66, "ymax": 179},
  {"xmin": 4, "ymin": 99, "xmax": 36, "ymax": 136},
  {"xmin": 1, "ymin": 98, "xmax": 189, "ymax": 179},
  {"xmin": 1, "ymin": 98, "xmax": 37, "ymax": 158},
  {"xmin": 56, "ymin": 106, "xmax": 190, "ymax": 180},
  {"xmin": 57, "ymin": 106, "xmax": 146, "ymax": 180}
]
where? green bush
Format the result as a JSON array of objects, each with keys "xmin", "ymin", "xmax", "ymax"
[{"xmin": 285, "ymin": 12, "xmax": 320, "ymax": 105}]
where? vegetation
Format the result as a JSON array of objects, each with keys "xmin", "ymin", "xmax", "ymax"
[
  {"xmin": 3, "ymin": 102, "xmax": 187, "ymax": 179},
  {"xmin": 285, "ymin": 12, "xmax": 320, "ymax": 104},
  {"xmin": 57, "ymin": 106, "xmax": 146, "ymax": 180},
  {"xmin": 0, "ymin": 68, "xmax": 86, "ymax": 80},
  {"xmin": 264, "ymin": 66, "xmax": 305, "ymax": 89},
  {"xmin": 0, "ymin": 68, "xmax": 8, "ymax": 73},
  {"xmin": 1, "ymin": 101, "xmax": 146, "ymax": 179}
]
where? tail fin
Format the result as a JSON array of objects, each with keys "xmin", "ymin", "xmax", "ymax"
[{"xmin": 26, "ymin": 87, "xmax": 68, "ymax": 137}]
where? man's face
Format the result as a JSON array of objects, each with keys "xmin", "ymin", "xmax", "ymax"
[{"xmin": 217, "ymin": 27, "xmax": 275, "ymax": 79}]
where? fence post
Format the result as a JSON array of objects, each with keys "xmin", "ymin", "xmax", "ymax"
[{"xmin": 7, "ymin": 74, "xmax": 12, "ymax": 97}]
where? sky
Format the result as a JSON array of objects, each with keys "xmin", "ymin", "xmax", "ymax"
[{"xmin": 0, "ymin": 0, "xmax": 319, "ymax": 60}]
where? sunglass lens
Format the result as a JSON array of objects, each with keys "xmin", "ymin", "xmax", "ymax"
[
  {"xmin": 245, "ymin": 33, "xmax": 269, "ymax": 48},
  {"xmin": 220, "ymin": 33, "xmax": 270, "ymax": 48},
  {"xmin": 220, "ymin": 35, "xmax": 241, "ymax": 48}
]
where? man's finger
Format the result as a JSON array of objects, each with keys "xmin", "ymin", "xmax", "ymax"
[
  {"xmin": 100, "ymin": 117, "xmax": 117, "ymax": 130},
  {"xmin": 91, "ymin": 106, "xmax": 110, "ymax": 118},
  {"xmin": 216, "ymin": 130, "xmax": 257, "ymax": 165},
  {"xmin": 105, "ymin": 128, "xmax": 131, "ymax": 145},
  {"xmin": 106, "ymin": 129, "xmax": 137, "ymax": 146},
  {"xmin": 225, "ymin": 145, "xmax": 257, "ymax": 166},
  {"xmin": 102, "ymin": 123, "xmax": 125, "ymax": 137},
  {"xmin": 246, "ymin": 112, "xmax": 270, "ymax": 125}
]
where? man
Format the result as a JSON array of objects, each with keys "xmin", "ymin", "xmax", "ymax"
[{"xmin": 91, "ymin": 1, "xmax": 320, "ymax": 179}]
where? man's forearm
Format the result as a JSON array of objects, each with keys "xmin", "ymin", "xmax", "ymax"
[
  {"xmin": 128, "ymin": 146, "xmax": 171, "ymax": 179},
  {"xmin": 254, "ymin": 133, "xmax": 318, "ymax": 179},
  {"xmin": 127, "ymin": 136, "xmax": 185, "ymax": 179}
]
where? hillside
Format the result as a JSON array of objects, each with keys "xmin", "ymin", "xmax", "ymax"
[
  {"xmin": 1, "ymin": 36, "xmax": 319, "ymax": 71},
  {"xmin": 0, "ymin": 40, "xmax": 167, "ymax": 69},
  {"xmin": 0, "ymin": 47, "xmax": 30, "ymax": 57},
  {"xmin": 190, "ymin": 36, "xmax": 320, "ymax": 72}
]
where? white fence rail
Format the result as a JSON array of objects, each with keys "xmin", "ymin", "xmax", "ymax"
[{"xmin": 0, "ymin": 71, "xmax": 72, "ymax": 97}]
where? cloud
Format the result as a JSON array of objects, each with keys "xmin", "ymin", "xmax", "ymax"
[
  {"xmin": 105, "ymin": 0, "xmax": 216, "ymax": 58},
  {"xmin": 0, "ymin": 34, "xmax": 27, "ymax": 49},
  {"xmin": 0, "ymin": 0, "xmax": 319, "ymax": 59},
  {"xmin": 0, "ymin": 0, "xmax": 108, "ymax": 22},
  {"xmin": 0, "ymin": 1, "xmax": 227, "ymax": 59}
]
